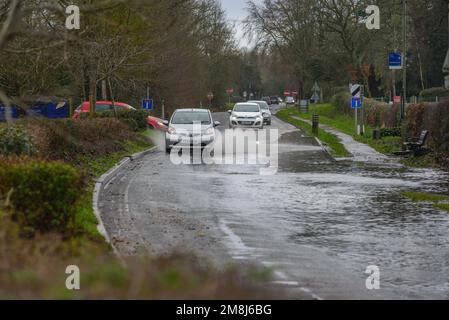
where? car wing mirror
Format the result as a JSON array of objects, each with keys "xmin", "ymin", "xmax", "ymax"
[
  {"xmin": 162, "ymin": 120, "xmax": 169, "ymax": 126},
  {"xmin": 214, "ymin": 121, "xmax": 221, "ymax": 127},
  {"xmin": 227, "ymin": 110, "xmax": 232, "ymax": 114}
]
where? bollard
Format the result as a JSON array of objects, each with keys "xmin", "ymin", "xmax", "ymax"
[
  {"xmin": 373, "ymin": 128, "xmax": 381, "ymax": 140},
  {"xmin": 312, "ymin": 114, "xmax": 319, "ymax": 136}
]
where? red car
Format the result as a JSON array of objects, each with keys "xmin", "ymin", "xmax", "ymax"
[
  {"xmin": 72, "ymin": 101, "xmax": 136, "ymax": 119},
  {"xmin": 147, "ymin": 116, "xmax": 169, "ymax": 132}
]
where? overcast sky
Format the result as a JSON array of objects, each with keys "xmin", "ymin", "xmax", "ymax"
[{"xmin": 220, "ymin": 0, "xmax": 262, "ymax": 48}]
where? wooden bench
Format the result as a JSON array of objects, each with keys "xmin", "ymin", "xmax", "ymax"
[{"xmin": 404, "ymin": 130, "xmax": 429, "ymax": 156}]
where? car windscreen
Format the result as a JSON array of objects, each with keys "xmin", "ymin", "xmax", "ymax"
[
  {"xmin": 249, "ymin": 101, "xmax": 269, "ymax": 110},
  {"xmin": 234, "ymin": 104, "xmax": 260, "ymax": 113},
  {"xmin": 171, "ymin": 111, "xmax": 211, "ymax": 125}
]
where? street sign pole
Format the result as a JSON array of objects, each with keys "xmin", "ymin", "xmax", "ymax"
[
  {"xmin": 360, "ymin": 86, "xmax": 364, "ymax": 136},
  {"xmin": 162, "ymin": 99, "xmax": 165, "ymax": 120}
]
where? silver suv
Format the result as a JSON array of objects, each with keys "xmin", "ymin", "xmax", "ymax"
[
  {"xmin": 228, "ymin": 103, "xmax": 264, "ymax": 129},
  {"xmin": 164, "ymin": 109, "xmax": 220, "ymax": 153}
]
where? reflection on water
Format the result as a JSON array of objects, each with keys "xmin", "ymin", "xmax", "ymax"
[{"xmin": 248, "ymin": 147, "xmax": 449, "ymax": 299}]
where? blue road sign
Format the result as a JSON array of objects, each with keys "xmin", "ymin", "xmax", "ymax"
[
  {"xmin": 389, "ymin": 52, "xmax": 402, "ymax": 70},
  {"xmin": 352, "ymin": 98, "xmax": 361, "ymax": 109},
  {"xmin": 142, "ymin": 99, "xmax": 153, "ymax": 110}
]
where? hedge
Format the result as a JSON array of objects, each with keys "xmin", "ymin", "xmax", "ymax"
[
  {"xmin": 405, "ymin": 102, "xmax": 449, "ymax": 154},
  {"xmin": 0, "ymin": 126, "xmax": 35, "ymax": 156},
  {"xmin": 84, "ymin": 110, "xmax": 150, "ymax": 131},
  {"xmin": 0, "ymin": 157, "xmax": 84, "ymax": 234}
]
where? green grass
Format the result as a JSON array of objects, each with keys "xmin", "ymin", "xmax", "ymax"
[
  {"xmin": 402, "ymin": 191, "xmax": 449, "ymax": 214},
  {"xmin": 290, "ymin": 104, "xmax": 403, "ymax": 155},
  {"xmin": 75, "ymin": 131, "xmax": 153, "ymax": 239},
  {"xmin": 276, "ymin": 108, "xmax": 351, "ymax": 158},
  {"xmin": 434, "ymin": 203, "xmax": 449, "ymax": 213},
  {"xmin": 402, "ymin": 191, "xmax": 449, "ymax": 203}
]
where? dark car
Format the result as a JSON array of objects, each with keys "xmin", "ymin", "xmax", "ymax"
[
  {"xmin": 262, "ymin": 96, "xmax": 272, "ymax": 105},
  {"xmin": 270, "ymin": 96, "xmax": 279, "ymax": 105}
]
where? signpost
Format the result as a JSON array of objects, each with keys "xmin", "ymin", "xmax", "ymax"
[
  {"xmin": 142, "ymin": 99, "xmax": 153, "ymax": 110},
  {"xmin": 311, "ymin": 82, "xmax": 321, "ymax": 104},
  {"xmin": 226, "ymin": 88, "xmax": 234, "ymax": 105},
  {"xmin": 389, "ymin": 52, "xmax": 402, "ymax": 70},
  {"xmin": 284, "ymin": 90, "xmax": 291, "ymax": 97},
  {"xmin": 350, "ymin": 84, "xmax": 364, "ymax": 135}
]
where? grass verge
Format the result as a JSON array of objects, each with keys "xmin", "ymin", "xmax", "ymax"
[
  {"xmin": 402, "ymin": 191, "xmax": 449, "ymax": 213},
  {"xmin": 75, "ymin": 131, "xmax": 153, "ymax": 239},
  {"xmin": 290, "ymin": 104, "xmax": 403, "ymax": 155},
  {"xmin": 276, "ymin": 108, "xmax": 351, "ymax": 157}
]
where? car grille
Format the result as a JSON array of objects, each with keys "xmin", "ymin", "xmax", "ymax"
[{"xmin": 237, "ymin": 118, "xmax": 256, "ymax": 126}]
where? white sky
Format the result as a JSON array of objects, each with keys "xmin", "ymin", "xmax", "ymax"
[{"xmin": 220, "ymin": 0, "xmax": 262, "ymax": 48}]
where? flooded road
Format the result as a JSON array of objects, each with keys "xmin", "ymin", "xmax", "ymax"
[{"xmin": 100, "ymin": 110, "xmax": 449, "ymax": 300}]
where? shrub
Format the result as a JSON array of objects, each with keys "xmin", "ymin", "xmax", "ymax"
[
  {"xmin": 405, "ymin": 102, "xmax": 449, "ymax": 154},
  {"xmin": 26, "ymin": 118, "xmax": 136, "ymax": 162},
  {"xmin": 380, "ymin": 127, "xmax": 402, "ymax": 137},
  {"xmin": 365, "ymin": 99, "xmax": 399, "ymax": 128},
  {"xmin": 330, "ymin": 91, "xmax": 351, "ymax": 114},
  {"xmin": 420, "ymin": 87, "xmax": 449, "ymax": 98},
  {"xmin": 0, "ymin": 157, "xmax": 84, "ymax": 234},
  {"xmin": 87, "ymin": 110, "xmax": 150, "ymax": 131},
  {"xmin": 0, "ymin": 126, "xmax": 35, "ymax": 156}
]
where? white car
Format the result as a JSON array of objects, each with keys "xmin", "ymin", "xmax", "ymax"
[
  {"xmin": 164, "ymin": 109, "xmax": 220, "ymax": 153},
  {"xmin": 248, "ymin": 100, "xmax": 272, "ymax": 125},
  {"xmin": 228, "ymin": 103, "xmax": 264, "ymax": 129},
  {"xmin": 286, "ymin": 96, "xmax": 295, "ymax": 105}
]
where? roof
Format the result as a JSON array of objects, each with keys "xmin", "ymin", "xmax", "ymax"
[{"xmin": 175, "ymin": 108, "xmax": 209, "ymax": 112}]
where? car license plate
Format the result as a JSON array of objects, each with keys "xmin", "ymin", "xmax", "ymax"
[{"xmin": 241, "ymin": 121, "xmax": 252, "ymax": 125}]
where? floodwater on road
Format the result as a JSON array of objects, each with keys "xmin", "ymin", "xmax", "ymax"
[{"xmin": 109, "ymin": 111, "xmax": 449, "ymax": 300}]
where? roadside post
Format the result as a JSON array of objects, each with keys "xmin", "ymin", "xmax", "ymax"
[
  {"xmin": 207, "ymin": 92, "xmax": 214, "ymax": 108},
  {"xmin": 68, "ymin": 98, "xmax": 73, "ymax": 118},
  {"xmin": 89, "ymin": 94, "xmax": 94, "ymax": 118},
  {"xmin": 226, "ymin": 88, "xmax": 234, "ymax": 106},
  {"xmin": 299, "ymin": 100, "xmax": 309, "ymax": 114},
  {"xmin": 161, "ymin": 99, "xmax": 165, "ymax": 120},
  {"xmin": 312, "ymin": 114, "xmax": 319, "ymax": 136},
  {"xmin": 350, "ymin": 84, "xmax": 362, "ymax": 135}
]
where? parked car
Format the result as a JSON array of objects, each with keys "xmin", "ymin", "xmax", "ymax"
[
  {"xmin": 147, "ymin": 116, "xmax": 169, "ymax": 132},
  {"xmin": 165, "ymin": 109, "xmax": 220, "ymax": 153},
  {"xmin": 248, "ymin": 100, "xmax": 272, "ymax": 125},
  {"xmin": 228, "ymin": 103, "xmax": 264, "ymax": 129},
  {"xmin": 72, "ymin": 101, "xmax": 136, "ymax": 119},
  {"xmin": 285, "ymin": 96, "xmax": 296, "ymax": 105}
]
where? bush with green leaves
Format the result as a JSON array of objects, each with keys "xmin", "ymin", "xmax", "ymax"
[
  {"xmin": 0, "ymin": 157, "xmax": 84, "ymax": 234},
  {"xmin": 85, "ymin": 110, "xmax": 150, "ymax": 131},
  {"xmin": 330, "ymin": 91, "xmax": 351, "ymax": 114},
  {"xmin": 420, "ymin": 87, "xmax": 449, "ymax": 98},
  {"xmin": 0, "ymin": 126, "xmax": 35, "ymax": 156}
]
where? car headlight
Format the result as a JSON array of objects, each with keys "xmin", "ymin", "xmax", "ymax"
[
  {"xmin": 230, "ymin": 116, "xmax": 237, "ymax": 121},
  {"xmin": 204, "ymin": 127, "xmax": 214, "ymax": 135},
  {"xmin": 263, "ymin": 113, "xmax": 269, "ymax": 117},
  {"xmin": 168, "ymin": 127, "xmax": 176, "ymax": 135}
]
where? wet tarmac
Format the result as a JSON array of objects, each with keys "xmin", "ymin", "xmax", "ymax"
[{"xmin": 99, "ymin": 109, "xmax": 449, "ymax": 300}]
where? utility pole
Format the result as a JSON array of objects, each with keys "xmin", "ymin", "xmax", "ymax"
[{"xmin": 401, "ymin": 0, "xmax": 407, "ymax": 120}]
